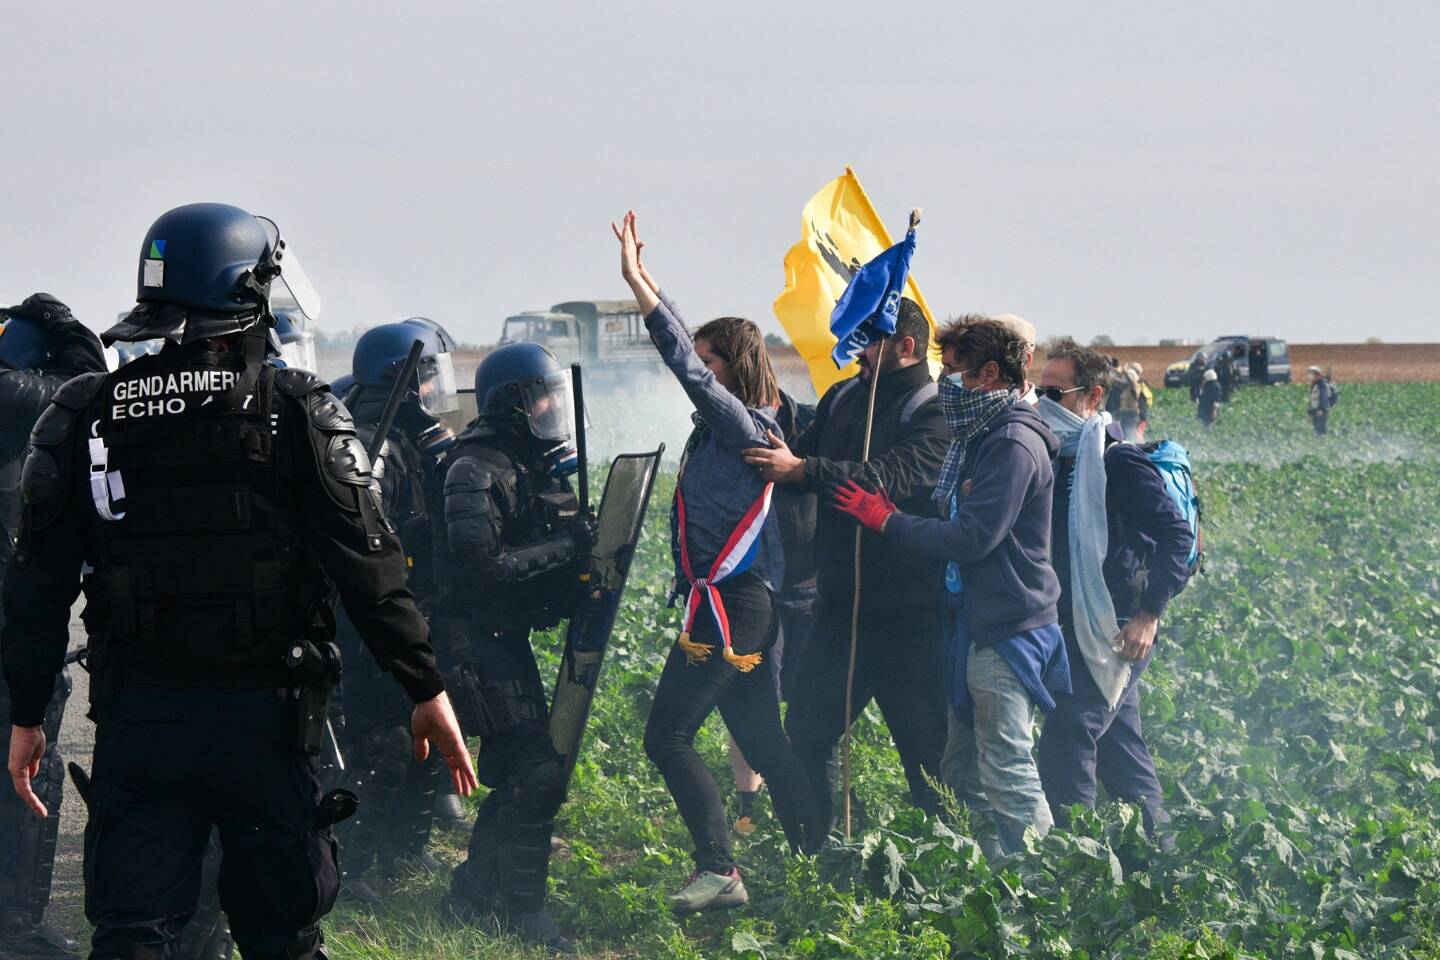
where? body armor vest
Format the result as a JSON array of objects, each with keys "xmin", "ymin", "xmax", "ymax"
[
  {"xmin": 443, "ymin": 431, "xmax": 579, "ymax": 631},
  {"xmin": 84, "ymin": 353, "xmax": 318, "ymax": 680}
]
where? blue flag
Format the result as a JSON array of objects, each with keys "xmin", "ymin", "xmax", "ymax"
[{"xmin": 829, "ymin": 227, "xmax": 916, "ymax": 369}]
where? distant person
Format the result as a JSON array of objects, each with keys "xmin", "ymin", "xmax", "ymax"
[
  {"xmin": 1128, "ymin": 363, "xmax": 1154, "ymax": 442},
  {"xmin": 1217, "ymin": 346, "xmax": 1241, "ymax": 402},
  {"xmin": 1106, "ymin": 365, "xmax": 1145, "ymax": 441},
  {"xmin": 1187, "ymin": 356, "xmax": 1206, "ymax": 402},
  {"xmin": 1306, "ymin": 366, "xmax": 1335, "ymax": 436},
  {"xmin": 1197, "ymin": 368, "xmax": 1221, "ymax": 428},
  {"xmin": 1032, "ymin": 339, "xmax": 1195, "ymax": 836}
]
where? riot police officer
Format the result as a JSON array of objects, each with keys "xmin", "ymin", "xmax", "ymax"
[
  {"xmin": 441, "ymin": 342, "xmax": 591, "ymax": 954},
  {"xmin": 1, "ymin": 203, "xmax": 476, "ymax": 960},
  {"xmin": 334, "ymin": 318, "xmax": 461, "ymax": 903},
  {"xmin": 0, "ymin": 293, "xmax": 106, "ymax": 959}
]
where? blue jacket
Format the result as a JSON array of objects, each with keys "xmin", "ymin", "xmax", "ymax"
[
  {"xmin": 646, "ymin": 294, "xmax": 782, "ymax": 592},
  {"xmin": 1051, "ymin": 424, "xmax": 1195, "ymax": 632},
  {"xmin": 886, "ymin": 402, "xmax": 1061, "ymax": 649}
]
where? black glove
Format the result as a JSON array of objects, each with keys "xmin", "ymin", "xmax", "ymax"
[{"xmin": 14, "ymin": 293, "xmax": 75, "ymax": 331}]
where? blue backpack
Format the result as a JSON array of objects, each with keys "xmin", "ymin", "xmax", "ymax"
[{"xmin": 1141, "ymin": 439, "xmax": 1203, "ymax": 570}]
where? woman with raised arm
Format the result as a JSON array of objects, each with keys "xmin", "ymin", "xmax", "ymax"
[{"xmin": 612, "ymin": 211, "xmax": 819, "ymax": 914}]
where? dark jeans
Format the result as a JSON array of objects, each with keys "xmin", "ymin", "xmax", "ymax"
[
  {"xmin": 643, "ymin": 574, "xmax": 818, "ymax": 874},
  {"xmin": 784, "ymin": 607, "xmax": 948, "ymax": 834},
  {"xmin": 1312, "ymin": 413, "xmax": 1329, "ymax": 436},
  {"xmin": 85, "ymin": 684, "xmax": 336, "ymax": 960},
  {"xmin": 1035, "ymin": 634, "xmax": 1168, "ymax": 833}
]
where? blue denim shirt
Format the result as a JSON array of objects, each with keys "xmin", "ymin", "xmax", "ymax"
[{"xmin": 646, "ymin": 293, "xmax": 782, "ymax": 592}]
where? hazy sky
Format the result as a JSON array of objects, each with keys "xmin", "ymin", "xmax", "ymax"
[{"xmin": 3, "ymin": 1, "xmax": 1436, "ymax": 347}]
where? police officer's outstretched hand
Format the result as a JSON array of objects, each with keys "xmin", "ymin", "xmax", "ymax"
[
  {"xmin": 7, "ymin": 725, "xmax": 48, "ymax": 818},
  {"xmin": 411, "ymin": 692, "xmax": 478, "ymax": 796}
]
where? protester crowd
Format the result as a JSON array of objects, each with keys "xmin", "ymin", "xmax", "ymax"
[{"xmin": 612, "ymin": 211, "xmax": 1200, "ymax": 919}]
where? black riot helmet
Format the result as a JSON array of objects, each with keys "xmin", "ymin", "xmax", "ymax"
[
  {"xmin": 473, "ymin": 342, "xmax": 575, "ymax": 444},
  {"xmin": 103, "ymin": 203, "xmax": 322, "ymax": 347},
  {"xmin": 351, "ymin": 319, "xmax": 460, "ymax": 417}
]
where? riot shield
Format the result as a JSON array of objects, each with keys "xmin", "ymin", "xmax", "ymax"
[{"xmin": 549, "ymin": 447, "xmax": 664, "ymax": 789}]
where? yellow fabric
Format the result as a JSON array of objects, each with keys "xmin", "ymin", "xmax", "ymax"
[
  {"xmin": 677, "ymin": 632, "xmax": 714, "ymax": 665},
  {"xmin": 773, "ymin": 166, "xmax": 938, "ymax": 396},
  {"xmin": 722, "ymin": 647, "xmax": 764, "ymax": 673}
]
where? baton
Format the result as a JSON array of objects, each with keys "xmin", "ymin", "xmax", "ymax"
[
  {"xmin": 366, "ymin": 339, "xmax": 426, "ymax": 462},
  {"xmin": 571, "ymin": 361, "xmax": 589, "ymax": 517}
]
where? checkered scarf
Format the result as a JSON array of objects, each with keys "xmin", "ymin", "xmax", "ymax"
[{"xmin": 932, "ymin": 377, "xmax": 1021, "ymax": 508}]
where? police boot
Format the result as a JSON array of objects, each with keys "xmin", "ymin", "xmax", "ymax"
[
  {"xmin": 0, "ymin": 913, "xmax": 80, "ymax": 958},
  {"xmin": 377, "ymin": 753, "xmax": 441, "ymax": 879},
  {"xmin": 432, "ymin": 778, "xmax": 470, "ymax": 831},
  {"xmin": 448, "ymin": 790, "xmax": 503, "ymax": 917},
  {"xmin": 337, "ymin": 726, "xmax": 411, "ymax": 896},
  {"xmin": 496, "ymin": 814, "xmax": 573, "ymax": 954}
]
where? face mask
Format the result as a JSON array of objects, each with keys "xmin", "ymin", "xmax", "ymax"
[{"xmin": 1037, "ymin": 396, "xmax": 1086, "ymax": 455}]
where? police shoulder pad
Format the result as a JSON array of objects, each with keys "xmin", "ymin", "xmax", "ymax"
[
  {"xmin": 443, "ymin": 454, "xmax": 496, "ymax": 495},
  {"xmin": 30, "ymin": 396, "xmax": 86, "ymax": 447},
  {"xmin": 324, "ymin": 433, "xmax": 374, "ymax": 487},
  {"xmin": 271, "ymin": 366, "xmax": 327, "ymax": 399},
  {"xmin": 20, "ymin": 446, "xmax": 64, "ymax": 507},
  {"xmin": 308, "ymin": 391, "xmax": 355, "ymax": 433},
  {"xmin": 50, "ymin": 371, "xmax": 108, "ymax": 412}
]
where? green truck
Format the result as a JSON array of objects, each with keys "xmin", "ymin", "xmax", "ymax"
[{"xmin": 499, "ymin": 300, "xmax": 660, "ymax": 376}]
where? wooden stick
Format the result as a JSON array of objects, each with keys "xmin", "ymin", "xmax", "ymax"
[{"xmin": 842, "ymin": 336, "xmax": 886, "ymax": 840}]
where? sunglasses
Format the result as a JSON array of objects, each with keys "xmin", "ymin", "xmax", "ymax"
[{"xmin": 1038, "ymin": 385, "xmax": 1085, "ymax": 403}]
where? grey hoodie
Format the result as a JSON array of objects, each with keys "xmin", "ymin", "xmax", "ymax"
[{"xmin": 886, "ymin": 402, "xmax": 1061, "ymax": 648}]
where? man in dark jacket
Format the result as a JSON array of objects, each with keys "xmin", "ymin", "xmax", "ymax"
[
  {"xmin": 1032, "ymin": 339, "xmax": 1195, "ymax": 834},
  {"xmin": 0, "ymin": 293, "xmax": 106, "ymax": 959},
  {"xmin": 830, "ymin": 317, "xmax": 1066, "ymax": 855},
  {"xmin": 1197, "ymin": 368, "xmax": 1222, "ymax": 428},
  {"xmin": 743, "ymin": 300, "xmax": 950, "ymax": 832}
]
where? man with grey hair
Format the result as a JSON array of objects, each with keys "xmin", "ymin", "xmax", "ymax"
[{"xmin": 993, "ymin": 314, "xmax": 1038, "ymax": 404}]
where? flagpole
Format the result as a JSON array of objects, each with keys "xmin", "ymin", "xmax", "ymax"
[
  {"xmin": 842, "ymin": 335, "xmax": 885, "ymax": 841},
  {"xmin": 841, "ymin": 208, "xmax": 921, "ymax": 841}
]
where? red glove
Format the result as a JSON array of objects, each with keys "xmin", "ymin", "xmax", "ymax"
[{"xmin": 831, "ymin": 479, "xmax": 898, "ymax": 533}]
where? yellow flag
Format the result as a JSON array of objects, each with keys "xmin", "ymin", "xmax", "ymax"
[{"xmin": 773, "ymin": 166, "xmax": 937, "ymax": 397}]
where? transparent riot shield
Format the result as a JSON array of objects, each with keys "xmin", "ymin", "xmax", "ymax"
[{"xmin": 549, "ymin": 446, "xmax": 664, "ymax": 789}]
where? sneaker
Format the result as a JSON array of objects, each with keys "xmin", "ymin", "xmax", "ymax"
[
  {"xmin": 0, "ymin": 915, "xmax": 80, "ymax": 957},
  {"xmin": 668, "ymin": 868, "xmax": 748, "ymax": 915},
  {"xmin": 504, "ymin": 909, "xmax": 577, "ymax": 955}
]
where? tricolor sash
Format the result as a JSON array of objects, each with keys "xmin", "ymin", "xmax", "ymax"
[{"xmin": 674, "ymin": 482, "xmax": 773, "ymax": 672}]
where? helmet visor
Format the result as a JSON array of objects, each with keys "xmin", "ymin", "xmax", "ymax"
[
  {"xmin": 278, "ymin": 331, "xmax": 318, "ymax": 373},
  {"xmin": 418, "ymin": 351, "xmax": 460, "ymax": 415},
  {"xmin": 520, "ymin": 369, "xmax": 575, "ymax": 442},
  {"xmin": 257, "ymin": 217, "xmax": 323, "ymax": 321}
]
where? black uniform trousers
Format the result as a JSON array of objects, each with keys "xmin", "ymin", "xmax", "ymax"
[
  {"xmin": 452, "ymin": 626, "xmax": 562, "ymax": 916},
  {"xmin": 332, "ymin": 609, "xmax": 439, "ymax": 881},
  {"xmin": 85, "ymin": 684, "xmax": 336, "ymax": 960},
  {"xmin": 784, "ymin": 605, "xmax": 948, "ymax": 833}
]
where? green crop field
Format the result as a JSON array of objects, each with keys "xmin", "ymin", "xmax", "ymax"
[{"xmin": 327, "ymin": 382, "xmax": 1440, "ymax": 959}]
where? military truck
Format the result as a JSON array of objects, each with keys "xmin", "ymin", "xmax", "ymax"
[{"xmin": 499, "ymin": 300, "xmax": 660, "ymax": 375}]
